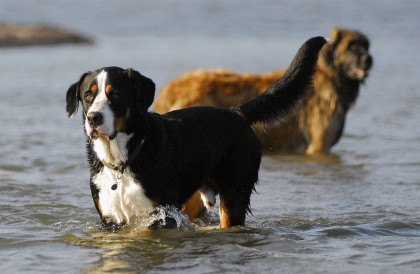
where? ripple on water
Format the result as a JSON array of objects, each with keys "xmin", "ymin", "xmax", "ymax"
[
  {"xmin": 307, "ymin": 221, "xmax": 420, "ymax": 239},
  {"xmin": 47, "ymin": 212, "xmax": 420, "ymax": 274},
  {"xmin": 0, "ymin": 165, "xmax": 27, "ymax": 173},
  {"xmin": 251, "ymin": 217, "xmax": 420, "ymax": 241}
]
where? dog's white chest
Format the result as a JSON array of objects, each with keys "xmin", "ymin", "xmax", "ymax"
[{"xmin": 93, "ymin": 168, "xmax": 154, "ymax": 224}]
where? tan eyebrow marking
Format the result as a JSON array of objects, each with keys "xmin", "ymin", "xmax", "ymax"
[
  {"xmin": 90, "ymin": 84, "xmax": 98, "ymax": 94},
  {"xmin": 105, "ymin": 84, "xmax": 113, "ymax": 94}
]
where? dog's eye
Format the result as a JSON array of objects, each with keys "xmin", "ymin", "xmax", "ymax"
[{"xmin": 85, "ymin": 92, "xmax": 94, "ymax": 102}]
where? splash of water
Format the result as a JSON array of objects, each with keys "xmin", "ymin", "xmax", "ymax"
[
  {"xmin": 116, "ymin": 205, "xmax": 197, "ymax": 232},
  {"xmin": 150, "ymin": 205, "xmax": 192, "ymax": 229}
]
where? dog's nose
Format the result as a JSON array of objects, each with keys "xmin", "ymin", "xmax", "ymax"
[{"xmin": 87, "ymin": 112, "xmax": 103, "ymax": 128}]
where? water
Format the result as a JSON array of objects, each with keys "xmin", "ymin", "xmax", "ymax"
[{"xmin": 1, "ymin": 0, "xmax": 419, "ymax": 273}]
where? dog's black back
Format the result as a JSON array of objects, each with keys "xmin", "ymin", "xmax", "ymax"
[{"xmin": 66, "ymin": 37, "xmax": 327, "ymax": 228}]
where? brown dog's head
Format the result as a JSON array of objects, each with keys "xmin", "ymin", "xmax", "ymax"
[
  {"xmin": 320, "ymin": 27, "xmax": 373, "ymax": 81},
  {"xmin": 66, "ymin": 67, "xmax": 155, "ymax": 139}
]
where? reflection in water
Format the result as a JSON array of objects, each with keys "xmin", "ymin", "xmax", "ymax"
[
  {"xmin": 64, "ymin": 230, "xmax": 166, "ymax": 272},
  {"xmin": 265, "ymin": 152, "xmax": 342, "ymax": 165},
  {"xmin": 261, "ymin": 152, "xmax": 368, "ymax": 183},
  {"xmin": 61, "ymin": 218, "xmax": 420, "ymax": 273},
  {"xmin": 62, "ymin": 209, "xmax": 216, "ymax": 272},
  {"xmin": 72, "ymin": 226, "xmax": 260, "ymax": 272}
]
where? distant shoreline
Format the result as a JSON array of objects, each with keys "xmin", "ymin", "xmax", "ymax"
[{"xmin": 0, "ymin": 23, "xmax": 93, "ymax": 48}]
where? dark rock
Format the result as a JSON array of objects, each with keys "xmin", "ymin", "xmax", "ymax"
[{"xmin": 0, "ymin": 23, "xmax": 93, "ymax": 48}]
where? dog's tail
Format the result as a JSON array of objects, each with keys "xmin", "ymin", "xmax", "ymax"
[{"xmin": 235, "ymin": 36, "xmax": 327, "ymax": 125}]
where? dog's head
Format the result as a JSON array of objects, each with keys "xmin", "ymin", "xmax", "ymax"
[
  {"xmin": 66, "ymin": 66, "xmax": 155, "ymax": 139},
  {"xmin": 320, "ymin": 27, "xmax": 373, "ymax": 81}
]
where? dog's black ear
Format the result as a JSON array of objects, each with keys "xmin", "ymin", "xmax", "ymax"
[
  {"xmin": 66, "ymin": 72, "xmax": 88, "ymax": 118},
  {"xmin": 66, "ymin": 82, "xmax": 80, "ymax": 117},
  {"xmin": 126, "ymin": 68, "xmax": 155, "ymax": 113}
]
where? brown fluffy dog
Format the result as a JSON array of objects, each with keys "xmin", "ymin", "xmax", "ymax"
[{"xmin": 154, "ymin": 28, "xmax": 373, "ymax": 155}]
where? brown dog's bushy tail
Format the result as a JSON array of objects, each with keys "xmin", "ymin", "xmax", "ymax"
[{"xmin": 235, "ymin": 36, "xmax": 327, "ymax": 125}]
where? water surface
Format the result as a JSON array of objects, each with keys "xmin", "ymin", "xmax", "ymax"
[{"xmin": 0, "ymin": 0, "xmax": 419, "ymax": 273}]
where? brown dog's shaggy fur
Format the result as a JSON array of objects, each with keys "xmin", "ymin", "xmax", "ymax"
[{"xmin": 154, "ymin": 28, "xmax": 373, "ymax": 155}]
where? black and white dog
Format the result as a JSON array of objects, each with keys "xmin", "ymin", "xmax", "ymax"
[{"xmin": 66, "ymin": 37, "xmax": 326, "ymax": 229}]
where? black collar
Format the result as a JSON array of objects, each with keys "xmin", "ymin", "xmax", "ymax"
[{"xmin": 100, "ymin": 135, "xmax": 147, "ymax": 190}]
